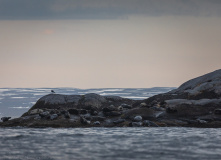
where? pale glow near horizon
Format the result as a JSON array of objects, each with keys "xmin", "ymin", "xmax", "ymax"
[{"xmin": 0, "ymin": 16, "xmax": 221, "ymax": 88}]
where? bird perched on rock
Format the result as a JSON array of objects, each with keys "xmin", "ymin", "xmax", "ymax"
[{"xmin": 51, "ymin": 90, "xmax": 55, "ymax": 94}]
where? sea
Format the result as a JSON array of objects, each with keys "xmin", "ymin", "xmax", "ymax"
[{"xmin": 0, "ymin": 88, "xmax": 221, "ymax": 160}]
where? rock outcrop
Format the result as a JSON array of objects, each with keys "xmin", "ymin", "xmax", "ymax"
[{"xmin": 1, "ymin": 69, "xmax": 221, "ymax": 128}]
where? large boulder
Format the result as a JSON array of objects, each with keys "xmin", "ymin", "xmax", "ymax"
[
  {"xmin": 141, "ymin": 69, "xmax": 221, "ymax": 122},
  {"xmin": 27, "ymin": 93, "xmax": 135, "ymax": 114},
  {"xmin": 171, "ymin": 69, "xmax": 221, "ymax": 96},
  {"xmin": 144, "ymin": 69, "xmax": 221, "ymax": 105}
]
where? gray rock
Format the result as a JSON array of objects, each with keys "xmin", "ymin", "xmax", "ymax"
[
  {"xmin": 131, "ymin": 122, "xmax": 143, "ymax": 127},
  {"xmin": 166, "ymin": 107, "xmax": 177, "ymax": 113},
  {"xmin": 84, "ymin": 93, "xmax": 107, "ymax": 108},
  {"xmin": 118, "ymin": 106, "xmax": 123, "ymax": 111},
  {"xmin": 133, "ymin": 116, "xmax": 142, "ymax": 122},
  {"xmin": 80, "ymin": 116, "xmax": 90, "ymax": 125},
  {"xmin": 1, "ymin": 117, "xmax": 11, "ymax": 122},
  {"xmin": 50, "ymin": 114, "xmax": 58, "ymax": 120},
  {"xmin": 64, "ymin": 111, "xmax": 70, "ymax": 119},
  {"xmin": 143, "ymin": 120, "xmax": 159, "ymax": 127},
  {"xmin": 84, "ymin": 114, "xmax": 92, "ymax": 120},
  {"xmin": 91, "ymin": 111, "xmax": 98, "ymax": 115},
  {"xmin": 104, "ymin": 111, "xmax": 122, "ymax": 116},
  {"xmin": 102, "ymin": 105, "xmax": 117, "ymax": 112},
  {"xmin": 92, "ymin": 116, "xmax": 106, "ymax": 121},
  {"xmin": 140, "ymin": 103, "xmax": 147, "ymax": 107},
  {"xmin": 93, "ymin": 121, "xmax": 100, "ymax": 125},
  {"xmin": 68, "ymin": 109, "xmax": 79, "ymax": 115},
  {"xmin": 169, "ymin": 69, "xmax": 221, "ymax": 99},
  {"xmin": 39, "ymin": 111, "xmax": 50, "ymax": 119},
  {"xmin": 29, "ymin": 109, "xmax": 43, "ymax": 115},
  {"xmin": 38, "ymin": 94, "xmax": 81, "ymax": 105},
  {"xmin": 214, "ymin": 109, "xmax": 221, "ymax": 115},
  {"xmin": 121, "ymin": 104, "xmax": 132, "ymax": 109},
  {"xmin": 150, "ymin": 106, "xmax": 165, "ymax": 111},
  {"xmin": 113, "ymin": 119, "xmax": 125, "ymax": 124},
  {"xmin": 34, "ymin": 115, "xmax": 41, "ymax": 120},
  {"xmin": 79, "ymin": 109, "xmax": 87, "ymax": 115},
  {"xmin": 197, "ymin": 119, "xmax": 207, "ymax": 124}
]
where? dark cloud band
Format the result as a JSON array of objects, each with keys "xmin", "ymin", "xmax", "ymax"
[{"xmin": 0, "ymin": 0, "xmax": 221, "ymax": 20}]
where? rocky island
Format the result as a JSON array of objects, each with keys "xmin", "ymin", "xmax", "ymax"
[{"xmin": 1, "ymin": 69, "xmax": 221, "ymax": 128}]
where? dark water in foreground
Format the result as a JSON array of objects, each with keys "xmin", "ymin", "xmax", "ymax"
[{"xmin": 0, "ymin": 127, "xmax": 220, "ymax": 160}]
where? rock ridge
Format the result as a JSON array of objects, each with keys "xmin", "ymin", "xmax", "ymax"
[{"xmin": 1, "ymin": 69, "xmax": 221, "ymax": 128}]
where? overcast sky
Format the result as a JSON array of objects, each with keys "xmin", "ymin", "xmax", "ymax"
[{"xmin": 0, "ymin": 0, "xmax": 221, "ymax": 88}]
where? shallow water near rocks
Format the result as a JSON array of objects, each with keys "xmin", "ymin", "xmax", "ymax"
[{"xmin": 0, "ymin": 127, "xmax": 221, "ymax": 160}]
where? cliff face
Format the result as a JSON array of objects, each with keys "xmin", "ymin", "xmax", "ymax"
[{"xmin": 1, "ymin": 69, "xmax": 221, "ymax": 128}]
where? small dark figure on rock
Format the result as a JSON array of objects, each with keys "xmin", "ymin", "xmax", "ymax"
[
  {"xmin": 1, "ymin": 117, "xmax": 11, "ymax": 122},
  {"xmin": 51, "ymin": 90, "xmax": 55, "ymax": 94}
]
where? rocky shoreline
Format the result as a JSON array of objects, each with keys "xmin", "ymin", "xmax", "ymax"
[{"xmin": 1, "ymin": 69, "xmax": 221, "ymax": 128}]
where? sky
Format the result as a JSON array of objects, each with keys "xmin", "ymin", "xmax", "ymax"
[{"xmin": 0, "ymin": 0, "xmax": 221, "ymax": 88}]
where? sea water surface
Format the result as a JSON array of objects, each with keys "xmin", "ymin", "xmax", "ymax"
[{"xmin": 0, "ymin": 127, "xmax": 221, "ymax": 160}]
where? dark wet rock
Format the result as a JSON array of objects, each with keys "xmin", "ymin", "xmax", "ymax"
[
  {"xmin": 1, "ymin": 117, "xmax": 11, "ymax": 122},
  {"xmin": 64, "ymin": 111, "xmax": 71, "ymax": 119},
  {"xmin": 159, "ymin": 101, "xmax": 167, "ymax": 107},
  {"xmin": 29, "ymin": 109, "xmax": 43, "ymax": 115},
  {"xmin": 91, "ymin": 116, "xmax": 106, "ymax": 121},
  {"xmin": 104, "ymin": 96, "xmax": 124, "ymax": 101},
  {"xmin": 130, "ymin": 122, "xmax": 142, "ymax": 127},
  {"xmin": 214, "ymin": 109, "xmax": 221, "ymax": 115},
  {"xmin": 196, "ymin": 115, "xmax": 215, "ymax": 122},
  {"xmin": 150, "ymin": 106, "xmax": 165, "ymax": 111},
  {"xmin": 197, "ymin": 119, "xmax": 207, "ymax": 124},
  {"xmin": 60, "ymin": 110, "xmax": 66, "ymax": 114},
  {"xmin": 133, "ymin": 116, "xmax": 142, "ymax": 122},
  {"xmin": 121, "ymin": 104, "xmax": 132, "ymax": 109},
  {"xmin": 166, "ymin": 107, "xmax": 178, "ymax": 113},
  {"xmin": 102, "ymin": 105, "xmax": 117, "ymax": 112},
  {"xmin": 49, "ymin": 110, "xmax": 56, "ymax": 114},
  {"xmin": 143, "ymin": 120, "xmax": 159, "ymax": 127},
  {"xmin": 79, "ymin": 109, "xmax": 87, "ymax": 115},
  {"xmin": 148, "ymin": 100, "xmax": 158, "ymax": 107},
  {"xmin": 39, "ymin": 111, "xmax": 50, "ymax": 119},
  {"xmin": 113, "ymin": 119, "xmax": 125, "ymax": 124},
  {"xmin": 91, "ymin": 110, "xmax": 98, "ymax": 115},
  {"xmin": 34, "ymin": 115, "xmax": 41, "ymax": 120},
  {"xmin": 104, "ymin": 111, "xmax": 122, "ymax": 117},
  {"xmin": 122, "ymin": 108, "xmax": 155, "ymax": 120},
  {"xmin": 83, "ymin": 114, "xmax": 92, "ymax": 120},
  {"xmin": 31, "ymin": 94, "xmax": 82, "ymax": 110},
  {"xmin": 68, "ymin": 109, "xmax": 79, "ymax": 115},
  {"xmin": 118, "ymin": 106, "xmax": 123, "ymax": 111},
  {"xmin": 50, "ymin": 114, "xmax": 58, "ymax": 120},
  {"xmin": 89, "ymin": 106, "xmax": 98, "ymax": 115},
  {"xmin": 82, "ymin": 93, "xmax": 107, "ymax": 108},
  {"xmin": 93, "ymin": 121, "xmax": 100, "ymax": 125},
  {"xmin": 80, "ymin": 116, "xmax": 90, "ymax": 125}
]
